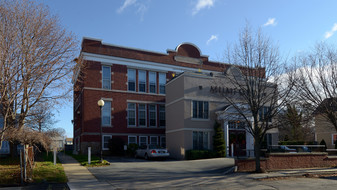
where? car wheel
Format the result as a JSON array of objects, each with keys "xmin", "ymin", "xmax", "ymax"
[{"xmin": 145, "ymin": 153, "xmax": 149, "ymax": 160}]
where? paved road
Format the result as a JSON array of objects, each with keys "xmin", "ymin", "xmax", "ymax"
[
  {"xmin": 88, "ymin": 157, "xmax": 337, "ymax": 189},
  {"xmin": 89, "ymin": 157, "xmax": 234, "ymax": 189}
]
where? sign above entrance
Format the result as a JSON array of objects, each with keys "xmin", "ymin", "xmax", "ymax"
[{"xmin": 210, "ymin": 86, "xmax": 244, "ymax": 95}]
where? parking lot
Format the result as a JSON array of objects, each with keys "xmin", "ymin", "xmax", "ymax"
[
  {"xmin": 87, "ymin": 157, "xmax": 337, "ymax": 189},
  {"xmin": 88, "ymin": 157, "xmax": 234, "ymax": 189}
]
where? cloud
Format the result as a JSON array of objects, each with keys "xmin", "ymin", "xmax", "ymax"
[
  {"xmin": 206, "ymin": 35, "xmax": 218, "ymax": 45},
  {"xmin": 192, "ymin": 0, "xmax": 214, "ymax": 15},
  {"xmin": 117, "ymin": 0, "xmax": 137, "ymax": 14},
  {"xmin": 263, "ymin": 18, "xmax": 277, "ymax": 27},
  {"xmin": 116, "ymin": 0, "xmax": 149, "ymax": 21},
  {"xmin": 324, "ymin": 23, "xmax": 337, "ymax": 39}
]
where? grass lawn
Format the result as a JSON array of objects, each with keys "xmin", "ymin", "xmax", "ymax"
[
  {"xmin": 0, "ymin": 157, "xmax": 21, "ymax": 186},
  {"xmin": 32, "ymin": 152, "xmax": 67, "ymax": 183},
  {"xmin": 65, "ymin": 151, "xmax": 110, "ymax": 167},
  {"xmin": 0, "ymin": 152, "xmax": 67, "ymax": 186}
]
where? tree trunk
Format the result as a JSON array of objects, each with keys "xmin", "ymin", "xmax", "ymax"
[{"xmin": 254, "ymin": 140, "xmax": 262, "ymax": 173}]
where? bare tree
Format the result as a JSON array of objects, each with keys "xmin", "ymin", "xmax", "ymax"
[
  {"xmin": 0, "ymin": 0, "xmax": 77, "ymax": 152},
  {"xmin": 25, "ymin": 102, "xmax": 58, "ymax": 132},
  {"xmin": 221, "ymin": 24, "xmax": 295, "ymax": 172},
  {"xmin": 276, "ymin": 104, "xmax": 315, "ymax": 142},
  {"xmin": 291, "ymin": 42, "xmax": 337, "ymax": 131}
]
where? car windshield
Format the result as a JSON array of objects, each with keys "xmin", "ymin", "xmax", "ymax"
[{"xmin": 149, "ymin": 144, "xmax": 163, "ymax": 149}]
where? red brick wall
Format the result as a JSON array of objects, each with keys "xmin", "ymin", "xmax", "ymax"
[
  {"xmin": 81, "ymin": 38, "xmax": 230, "ymax": 73},
  {"xmin": 235, "ymin": 153, "xmax": 337, "ymax": 172}
]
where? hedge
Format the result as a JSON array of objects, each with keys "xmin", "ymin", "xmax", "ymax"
[{"xmin": 185, "ymin": 150, "xmax": 217, "ymax": 160}]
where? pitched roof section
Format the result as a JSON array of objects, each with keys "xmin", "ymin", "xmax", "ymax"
[
  {"xmin": 81, "ymin": 38, "xmax": 228, "ymax": 72},
  {"xmin": 314, "ymin": 98, "xmax": 337, "ymax": 115}
]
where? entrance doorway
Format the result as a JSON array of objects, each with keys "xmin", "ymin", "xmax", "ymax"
[{"xmin": 229, "ymin": 130, "xmax": 246, "ymax": 157}]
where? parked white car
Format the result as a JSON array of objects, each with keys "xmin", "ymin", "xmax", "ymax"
[{"xmin": 135, "ymin": 144, "xmax": 170, "ymax": 160}]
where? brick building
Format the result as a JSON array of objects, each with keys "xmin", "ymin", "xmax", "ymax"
[{"xmin": 73, "ymin": 38, "xmax": 229, "ymax": 154}]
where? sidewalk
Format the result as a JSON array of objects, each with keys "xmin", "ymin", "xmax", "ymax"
[
  {"xmin": 247, "ymin": 167, "xmax": 337, "ymax": 179},
  {"xmin": 57, "ymin": 153, "xmax": 114, "ymax": 190}
]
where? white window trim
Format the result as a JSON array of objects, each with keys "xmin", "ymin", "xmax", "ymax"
[
  {"xmin": 138, "ymin": 70, "xmax": 146, "ymax": 93},
  {"xmin": 149, "ymin": 71, "xmax": 157, "ymax": 94},
  {"xmin": 138, "ymin": 104, "xmax": 147, "ymax": 127},
  {"xmin": 332, "ymin": 134, "xmax": 337, "ymax": 145},
  {"xmin": 128, "ymin": 135, "xmax": 137, "ymax": 145},
  {"xmin": 139, "ymin": 136, "xmax": 148, "ymax": 145},
  {"xmin": 192, "ymin": 131, "xmax": 209, "ymax": 150},
  {"xmin": 160, "ymin": 136, "xmax": 166, "ymax": 148},
  {"xmin": 127, "ymin": 103, "xmax": 136, "ymax": 127},
  {"xmin": 159, "ymin": 73, "xmax": 166, "ymax": 94},
  {"xmin": 127, "ymin": 68, "xmax": 136, "ymax": 92},
  {"xmin": 191, "ymin": 100, "xmax": 210, "ymax": 120},
  {"xmin": 159, "ymin": 105, "xmax": 165, "ymax": 128},
  {"xmin": 149, "ymin": 105, "xmax": 157, "ymax": 127},
  {"xmin": 102, "ymin": 66, "xmax": 111, "ymax": 90},
  {"xmin": 102, "ymin": 135, "xmax": 112, "ymax": 150},
  {"xmin": 101, "ymin": 101, "xmax": 111, "ymax": 127},
  {"xmin": 150, "ymin": 136, "xmax": 158, "ymax": 145}
]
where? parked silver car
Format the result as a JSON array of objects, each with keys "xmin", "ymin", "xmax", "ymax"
[{"xmin": 135, "ymin": 144, "xmax": 170, "ymax": 160}]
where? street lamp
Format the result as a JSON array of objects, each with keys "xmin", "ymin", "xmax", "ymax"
[{"xmin": 97, "ymin": 99, "xmax": 105, "ymax": 163}]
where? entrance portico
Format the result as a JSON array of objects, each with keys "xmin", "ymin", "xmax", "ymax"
[{"xmin": 217, "ymin": 104, "xmax": 254, "ymax": 157}]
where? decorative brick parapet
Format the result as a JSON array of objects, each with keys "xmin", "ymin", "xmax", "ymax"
[{"xmin": 235, "ymin": 153, "xmax": 337, "ymax": 172}]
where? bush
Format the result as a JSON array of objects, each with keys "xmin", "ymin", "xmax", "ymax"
[
  {"xmin": 108, "ymin": 137, "xmax": 125, "ymax": 156},
  {"xmin": 279, "ymin": 141, "xmax": 305, "ymax": 145},
  {"xmin": 127, "ymin": 143, "xmax": 138, "ymax": 157},
  {"xmin": 320, "ymin": 139, "xmax": 327, "ymax": 151},
  {"xmin": 279, "ymin": 141, "xmax": 316, "ymax": 145},
  {"xmin": 213, "ymin": 122, "xmax": 226, "ymax": 157},
  {"xmin": 185, "ymin": 150, "xmax": 217, "ymax": 160}
]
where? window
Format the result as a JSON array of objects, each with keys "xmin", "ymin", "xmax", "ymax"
[
  {"xmin": 159, "ymin": 105, "xmax": 165, "ymax": 127},
  {"xmin": 128, "ymin": 69, "xmax": 136, "ymax": 91},
  {"xmin": 159, "ymin": 73, "xmax": 166, "ymax": 94},
  {"xmin": 139, "ymin": 136, "xmax": 148, "ymax": 146},
  {"xmin": 150, "ymin": 136, "xmax": 158, "ymax": 145},
  {"xmin": 160, "ymin": 136, "xmax": 166, "ymax": 148},
  {"xmin": 138, "ymin": 104, "xmax": 146, "ymax": 126},
  {"xmin": 101, "ymin": 101, "xmax": 111, "ymax": 126},
  {"xmin": 332, "ymin": 134, "xmax": 337, "ymax": 145},
  {"xmin": 193, "ymin": 131, "xmax": 209, "ymax": 150},
  {"xmin": 192, "ymin": 101, "xmax": 209, "ymax": 119},
  {"xmin": 149, "ymin": 105, "xmax": 156, "ymax": 127},
  {"xmin": 102, "ymin": 66, "xmax": 111, "ymax": 89},
  {"xmin": 149, "ymin": 72, "xmax": 156, "ymax": 93},
  {"xmin": 228, "ymin": 121, "xmax": 246, "ymax": 129},
  {"xmin": 138, "ymin": 70, "xmax": 146, "ymax": 92},
  {"xmin": 127, "ymin": 103, "xmax": 136, "ymax": 126},
  {"xmin": 102, "ymin": 135, "xmax": 112, "ymax": 150},
  {"xmin": 128, "ymin": 136, "xmax": 137, "ymax": 144},
  {"xmin": 259, "ymin": 106, "xmax": 272, "ymax": 122}
]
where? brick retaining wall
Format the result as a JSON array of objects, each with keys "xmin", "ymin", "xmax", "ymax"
[{"xmin": 235, "ymin": 153, "xmax": 337, "ymax": 172}]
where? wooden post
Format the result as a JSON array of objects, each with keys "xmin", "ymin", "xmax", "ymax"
[
  {"xmin": 20, "ymin": 150, "xmax": 23, "ymax": 185},
  {"xmin": 88, "ymin": 147, "xmax": 91, "ymax": 165},
  {"xmin": 24, "ymin": 145, "xmax": 27, "ymax": 181},
  {"xmin": 53, "ymin": 147, "xmax": 57, "ymax": 165}
]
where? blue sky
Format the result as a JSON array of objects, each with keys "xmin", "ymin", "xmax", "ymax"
[{"xmin": 41, "ymin": 0, "xmax": 337, "ymax": 138}]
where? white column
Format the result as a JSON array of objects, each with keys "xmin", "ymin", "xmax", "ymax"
[
  {"xmin": 224, "ymin": 121, "xmax": 229, "ymax": 157},
  {"xmin": 245, "ymin": 117, "xmax": 255, "ymax": 157}
]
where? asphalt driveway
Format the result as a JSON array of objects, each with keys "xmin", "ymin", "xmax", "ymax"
[{"xmin": 88, "ymin": 157, "xmax": 235, "ymax": 189}]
